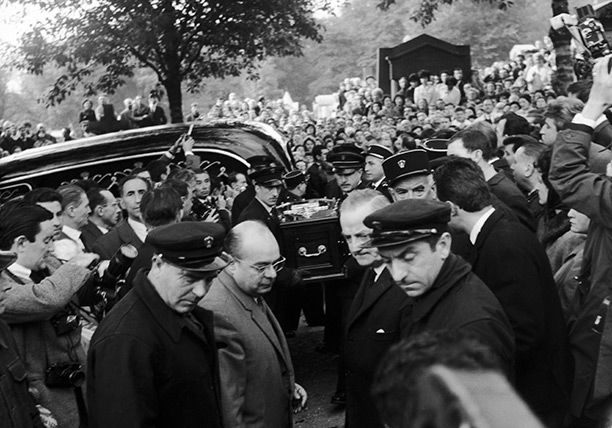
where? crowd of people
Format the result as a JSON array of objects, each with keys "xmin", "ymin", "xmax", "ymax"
[{"xmin": 3, "ymin": 33, "xmax": 612, "ymax": 428}]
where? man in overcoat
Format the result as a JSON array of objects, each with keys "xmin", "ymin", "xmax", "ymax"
[
  {"xmin": 339, "ymin": 189, "xmax": 411, "ymax": 428},
  {"xmin": 87, "ymin": 222, "xmax": 228, "ymax": 428}
]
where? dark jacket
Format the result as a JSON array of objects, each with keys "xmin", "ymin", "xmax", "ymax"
[
  {"xmin": 237, "ymin": 198, "xmax": 281, "ymax": 241},
  {"xmin": 87, "ymin": 270, "xmax": 223, "ymax": 428},
  {"xmin": 550, "ymin": 125, "xmax": 612, "ymax": 419},
  {"xmin": 406, "ymin": 253, "xmax": 515, "ymax": 375},
  {"xmin": 487, "ymin": 171, "xmax": 535, "ymax": 232},
  {"xmin": 80, "ymin": 221, "xmax": 104, "ymax": 253},
  {"xmin": 0, "ymin": 319, "xmax": 43, "ymax": 428},
  {"xmin": 231, "ymin": 185, "xmax": 255, "ymax": 225},
  {"xmin": 373, "ymin": 179, "xmax": 393, "ymax": 203},
  {"xmin": 345, "ymin": 268, "xmax": 411, "ymax": 428},
  {"xmin": 469, "ymin": 209, "xmax": 571, "ymax": 420},
  {"xmin": 92, "ymin": 219, "xmax": 143, "ymax": 260}
]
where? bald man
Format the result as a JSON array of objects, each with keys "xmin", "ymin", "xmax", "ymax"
[{"xmin": 201, "ymin": 221, "xmax": 307, "ymax": 428}]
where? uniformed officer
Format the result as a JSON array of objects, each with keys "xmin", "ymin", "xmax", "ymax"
[
  {"xmin": 382, "ymin": 149, "xmax": 436, "ymax": 201},
  {"xmin": 323, "ymin": 143, "xmax": 368, "ymax": 405},
  {"xmin": 325, "ymin": 144, "xmax": 368, "ymax": 200},
  {"xmin": 87, "ymin": 222, "xmax": 228, "ymax": 428},
  {"xmin": 280, "ymin": 170, "xmax": 307, "ymax": 204},
  {"xmin": 363, "ymin": 199, "xmax": 515, "ymax": 377},
  {"xmin": 364, "ymin": 144, "xmax": 393, "ymax": 202},
  {"xmin": 237, "ymin": 164, "xmax": 302, "ymax": 333}
]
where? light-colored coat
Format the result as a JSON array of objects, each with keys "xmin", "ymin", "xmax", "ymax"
[
  {"xmin": 200, "ymin": 270, "xmax": 295, "ymax": 428},
  {"xmin": 1, "ymin": 261, "xmax": 91, "ymax": 428}
]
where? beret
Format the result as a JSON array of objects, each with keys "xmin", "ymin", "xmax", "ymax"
[
  {"xmin": 146, "ymin": 222, "xmax": 228, "ymax": 271},
  {"xmin": 382, "ymin": 149, "xmax": 431, "ymax": 185},
  {"xmin": 283, "ymin": 169, "xmax": 306, "ymax": 189},
  {"xmin": 327, "ymin": 144, "xmax": 365, "ymax": 171},
  {"xmin": 364, "ymin": 199, "xmax": 451, "ymax": 248},
  {"xmin": 366, "ymin": 144, "xmax": 393, "ymax": 160}
]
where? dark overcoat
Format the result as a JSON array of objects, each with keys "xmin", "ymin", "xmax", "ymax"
[
  {"xmin": 344, "ymin": 268, "xmax": 411, "ymax": 428},
  {"xmin": 87, "ymin": 271, "xmax": 223, "ymax": 428},
  {"xmin": 405, "ymin": 253, "xmax": 515, "ymax": 375},
  {"xmin": 469, "ymin": 209, "xmax": 572, "ymax": 421}
]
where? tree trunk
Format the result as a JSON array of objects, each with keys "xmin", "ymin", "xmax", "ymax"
[
  {"xmin": 550, "ymin": 0, "xmax": 574, "ymax": 95},
  {"xmin": 163, "ymin": 65, "xmax": 184, "ymax": 124}
]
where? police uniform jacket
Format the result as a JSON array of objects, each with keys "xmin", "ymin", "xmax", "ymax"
[
  {"xmin": 201, "ymin": 270, "xmax": 295, "ymax": 428},
  {"xmin": 87, "ymin": 270, "xmax": 223, "ymax": 428},
  {"xmin": 406, "ymin": 253, "xmax": 515, "ymax": 376},
  {"xmin": 1, "ymin": 263, "xmax": 91, "ymax": 428},
  {"xmin": 237, "ymin": 198, "xmax": 281, "ymax": 242},
  {"xmin": 469, "ymin": 209, "xmax": 571, "ymax": 420},
  {"xmin": 231, "ymin": 186, "xmax": 256, "ymax": 225},
  {"xmin": 91, "ymin": 219, "xmax": 143, "ymax": 260},
  {"xmin": 550, "ymin": 124, "xmax": 612, "ymax": 419},
  {"xmin": 344, "ymin": 268, "xmax": 411, "ymax": 428}
]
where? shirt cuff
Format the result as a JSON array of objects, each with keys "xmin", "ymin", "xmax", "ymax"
[
  {"xmin": 164, "ymin": 151, "xmax": 174, "ymax": 159},
  {"xmin": 185, "ymin": 151, "xmax": 194, "ymax": 156}
]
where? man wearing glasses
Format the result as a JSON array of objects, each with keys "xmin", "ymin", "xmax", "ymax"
[
  {"xmin": 87, "ymin": 222, "xmax": 229, "ymax": 428},
  {"xmin": 201, "ymin": 220, "xmax": 307, "ymax": 428},
  {"xmin": 81, "ymin": 188, "xmax": 121, "ymax": 252}
]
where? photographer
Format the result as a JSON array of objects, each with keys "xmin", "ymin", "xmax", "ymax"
[
  {"xmin": 0, "ymin": 203, "xmax": 98, "ymax": 428},
  {"xmin": 549, "ymin": 56, "xmax": 612, "ymax": 426}
]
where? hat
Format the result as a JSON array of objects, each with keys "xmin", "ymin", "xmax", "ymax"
[
  {"xmin": 327, "ymin": 144, "xmax": 365, "ymax": 172},
  {"xmin": 364, "ymin": 199, "xmax": 451, "ymax": 248},
  {"xmin": 283, "ymin": 170, "xmax": 306, "ymax": 189},
  {"xmin": 246, "ymin": 155, "xmax": 277, "ymax": 170},
  {"xmin": 366, "ymin": 144, "xmax": 394, "ymax": 160},
  {"xmin": 146, "ymin": 222, "xmax": 229, "ymax": 271},
  {"xmin": 382, "ymin": 149, "xmax": 431, "ymax": 185},
  {"xmin": 422, "ymin": 138, "xmax": 448, "ymax": 161},
  {"xmin": 249, "ymin": 165, "xmax": 284, "ymax": 187}
]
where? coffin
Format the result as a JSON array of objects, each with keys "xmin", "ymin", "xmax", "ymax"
[{"xmin": 279, "ymin": 199, "xmax": 347, "ymax": 284}]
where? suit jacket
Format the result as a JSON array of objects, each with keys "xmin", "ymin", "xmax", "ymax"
[
  {"xmin": 344, "ymin": 268, "xmax": 411, "ymax": 428},
  {"xmin": 80, "ymin": 221, "xmax": 104, "ymax": 253},
  {"xmin": 470, "ymin": 209, "xmax": 571, "ymax": 419},
  {"xmin": 487, "ymin": 172, "xmax": 535, "ymax": 232},
  {"xmin": 92, "ymin": 219, "xmax": 143, "ymax": 260},
  {"xmin": 201, "ymin": 271, "xmax": 295, "ymax": 428},
  {"xmin": 87, "ymin": 271, "xmax": 223, "ymax": 428}
]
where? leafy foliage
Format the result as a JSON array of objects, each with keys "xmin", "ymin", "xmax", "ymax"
[
  {"xmin": 376, "ymin": 0, "xmax": 514, "ymax": 26},
  {"xmin": 9, "ymin": 0, "xmax": 324, "ymax": 122}
]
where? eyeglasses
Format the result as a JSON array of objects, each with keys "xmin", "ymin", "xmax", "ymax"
[{"xmin": 234, "ymin": 256, "xmax": 286, "ymax": 274}]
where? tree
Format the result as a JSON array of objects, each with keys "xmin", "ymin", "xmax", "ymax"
[
  {"xmin": 11, "ymin": 0, "xmax": 324, "ymax": 123},
  {"xmin": 377, "ymin": 0, "xmax": 514, "ymax": 25}
]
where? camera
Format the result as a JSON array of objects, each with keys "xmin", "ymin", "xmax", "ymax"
[
  {"xmin": 96, "ymin": 244, "xmax": 138, "ymax": 292},
  {"xmin": 576, "ymin": 5, "xmax": 610, "ymax": 60},
  {"xmin": 45, "ymin": 363, "xmax": 85, "ymax": 388},
  {"xmin": 50, "ymin": 308, "xmax": 81, "ymax": 336},
  {"xmin": 551, "ymin": 5, "xmax": 612, "ymax": 80}
]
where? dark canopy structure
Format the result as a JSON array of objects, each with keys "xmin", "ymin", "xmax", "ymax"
[{"xmin": 377, "ymin": 34, "xmax": 471, "ymax": 96}]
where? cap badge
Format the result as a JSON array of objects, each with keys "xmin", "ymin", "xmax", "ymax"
[
  {"xmin": 398, "ymin": 160, "xmax": 406, "ymax": 168},
  {"xmin": 203, "ymin": 236, "xmax": 214, "ymax": 249}
]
